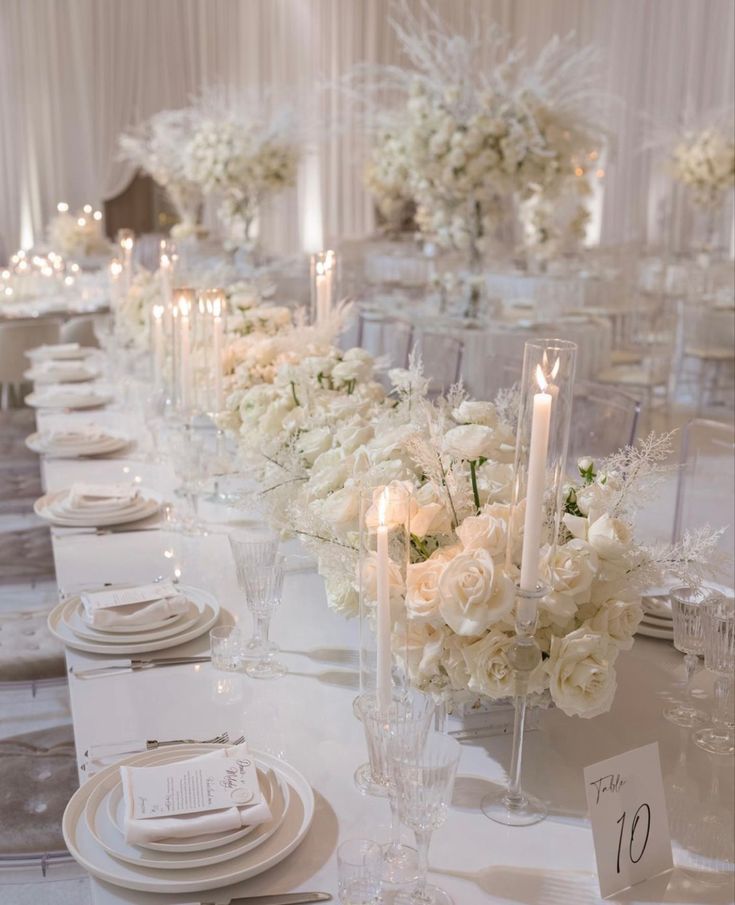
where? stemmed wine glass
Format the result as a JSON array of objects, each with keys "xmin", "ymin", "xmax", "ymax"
[
  {"xmin": 663, "ymin": 587, "xmax": 709, "ymax": 728},
  {"xmin": 228, "ymin": 527, "xmax": 281, "ymax": 659},
  {"xmin": 166, "ymin": 424, "xmax": 210, "ymax": 535},
  {"xmin": 240, "ymin": 554, "xmax": 287, "ymax": 679},
  {"xmin": 694, "ymin": 596, "xmax": 735, "ymax": 755},
  {"xmin": 389, "ymin": 731, "xmax": 461, "ymax": 905}
]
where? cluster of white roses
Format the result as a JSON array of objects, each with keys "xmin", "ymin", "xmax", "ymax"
[
  {"xmin": 119, "ymin": 109, "xmax": 204, "ymax": 240},
  {"xmin": 519, "ymin": 174, "xmax": 592, "ymax": 260},
  {"xmin": 671, "ymin": 127, "xmax": 735, "ymax": 208},
  {"xmin": 240, "ymin": 353, "xmax": 715, "ymax": 719},
  {"xmin": 184, "ymin": 113, "xmax": 297, "ymax": 247},
  {"xmin": 47, "ymin": 209, "xmax": 110, "ymax": 260},
  {"xmin": 114, "ymin": 269, "xmax": 164, "ymax": 349}
]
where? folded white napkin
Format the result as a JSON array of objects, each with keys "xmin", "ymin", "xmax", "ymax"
[
  {"xmin": 46, "ymin": 428, "xmax": 105, "ymax": 445},
  {"xmin": 36, "ymin": 388, "xmax": 101, "ymax": 406},
  {"xmin": 34, "ymin": 342, "xmax": 80, "ymax": 357},
  {"xmin": 64, "ymin": 483, "xmax": 138, "ymax": 512},
  {"xmin": 120, "ymin": 744, "xmax": 272, "ymax": 844},
  {"xmin": 85, "ymin": 594, "xmax": 189, "ymax": 629}
]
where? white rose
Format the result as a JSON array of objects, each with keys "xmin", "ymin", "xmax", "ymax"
[
  {"xmin": 406, "ymin": 556, "xmax": 446, "ymax": 621},
  {"xmin": 589, "ymin": 598, "xmax": 643, "ymax": 650},
  {"xmin": 412, "ymin": 483, "xmax": 453, "ymax": 538},
  {"xmin": 438, "ymin": 549, "xmax": 515, "ymax": 636},
  {"xmin": 441, "ymin": 634, "xmax": 472, "ymax": 690},
  {"xmin": 320, "ymin": 486, "xmax": 361, "ymax": 529},
  {"xmin": 443, "ymin": 424, "xmax": 496, "ymax": 461},
  {"xmin": 332, "ymin": 359, "xmax": 369, "ymax": 384},
  {"xmin": 464, "ymin": 630, "xmax": 545, "ymax": 699},
  {"xmin": 452, "ymin": 400, "xmax": 497, "ymax": 427},
  {"xmin": 587, "ymin": 514, "xmax": 633, "ymax": 560},
  {"xmin": 297, "ymin": 427, "xmax": 333, "ymax": 465},
  {"xmin": 545, "ymin": 539, "xmax": 599, "ymax": 600},
  {"xmin": 547, "ymin": 627, "xmax": 618, "ymax": 718},
  {"xmin": 398, "ymin": 621, "xmax": 448, "ymax": 689},
  {"xmin": 335, "ymin": 420, "xmax": 374, "ymax": 454},
  {"xmin": 361, "ymin": 552, "xmax": 405, "ymax": 613},
  {"xmin": 364, "ymin": 480, "xmax": 412, "ymax": 529},
  {"xmin": 307, "ymin": 449, "xmax": 352, "ymax": 498},
  {"xmin": 456, "ymin": 507, "xmax": 508, "ymax": 557}
]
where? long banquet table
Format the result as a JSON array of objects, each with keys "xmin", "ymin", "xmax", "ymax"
[{"xmin": 32, "ymin": 383, "xmax": 735, "ymax": 905}]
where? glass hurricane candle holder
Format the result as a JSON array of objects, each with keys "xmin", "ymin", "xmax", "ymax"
[
  {"xmin": 310, "ymin": 249, "xmax": 337, "ymax": 325},
  {"xmin": 484, "ymin": 338, "xmax": 577, "ymax": 827}
]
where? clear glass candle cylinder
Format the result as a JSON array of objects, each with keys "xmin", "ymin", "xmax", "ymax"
[
  {"xmin": 508, "ymin": 339, "xmax": 577, "ymax": 624},
  {"xmin": 310, "ymin": 249, "xmax": 337, "ymax": 325},
  {"xmin": 358, "ymin": 482, "xmax": 411, "ymax": 708},
  {"xmin": 198, "ymin": 288, "xmax": 228, "ymax": 416},
  {"xmin": 172, "ymin": 288, "xmax": 197, "ymax": 417}
]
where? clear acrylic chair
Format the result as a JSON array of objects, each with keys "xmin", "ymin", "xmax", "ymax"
[
  {"xmin": 675, "ymin": 301, "xmax": 735, "ymax": 412},
  {"xmin": 356, "ymin": 308, "xmax": 413, "ymax": 371},
  {"xmin": 672, "ymin": 418, "xmax": 735, "ymax": 590},
  {"xmin": 568, "ymin": 381, "xmax": 641, "ymax": 463},
  {"xmin": 410, "ymin": 325, "xmax": 463, "ymax": 398}
]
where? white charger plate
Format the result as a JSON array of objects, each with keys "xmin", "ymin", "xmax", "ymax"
[
  {"xmin": 47, "ymin": 588, "xmax": 219, "ymax": 655},
  {"xmin": 637, "ymin": 622, "xmax": 674, "ymax": 640},
  {"xmin": 64, "ymin": 597, "xmax": 197, "ymax": 642},
  {"xmin": 34, "ymin": 489, "xmax": 161, "ymax": 528},
  {"xmin": 62, "ymin": 745, "xmax": 313, "ymax": 894},
  {"xmin": 25, "ymin": 390, "xmax": 112, "ymax": 409},
  {"xmin": 24, "ymin": 365, "xmax": 99, "ymax": 384},
  {"xmin": 27, "ymin": 344, "xmax": 96, "ymax": 361},
  {"xmin": 85, "ymin": 760, "xmax": 286, "ymax": 868},
  {"xmin": 26, "ymin": 430, "xmax": 131, "ymax": 458}
]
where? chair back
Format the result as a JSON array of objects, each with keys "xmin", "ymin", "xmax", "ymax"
[
  {"xmin": 0, "ymin": 318, "xmax": 62, "ymax": 387},
  {"xmin": 60, "ymin": 315, "xmax": 101, "ymax": 348},
  {"xmin": 673, "ymin": 418, "xmax": 735, "ymax": 588},
  {"xmin": 568, "ymin": 381, "xmax": 641, "ymax": 464},
  {"xmin": 356, "ymin": 309, "xmax": 413, "ymax": 371},
  {"xmin": 410, "ymin": 326, "xmax": 463, "ymax": 397}
]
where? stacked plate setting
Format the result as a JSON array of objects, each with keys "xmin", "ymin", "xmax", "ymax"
[
  {"xmin": 24, "ymin": 360, "xmax": 100, "ymax": 384},
  {"xmin": 26, "ymin": 342, "xmax": 98, "ymax": 363},
  {"xmin": 63, "ymin": 744, "xmax": 314, "ymax": 894},
  {"xmin": 26, "ymin": 427, "xmax": 131, "ymax": 458},
  {"xmin": 47, "ymin": 584, "xmax": 220, "ymax": 655},
  {"xmin": 25, "ymin": 385, "xmax": 112, "ymax": 409},
  {"xmin": 638, "ymin": 595, "xmax": 673, "ymax": 640},
  {"xmin": 34, "ymin": 484, "xmax": 160, "ymax": 528}
]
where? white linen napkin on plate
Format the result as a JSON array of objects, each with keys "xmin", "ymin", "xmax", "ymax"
[
  {"xmin": 84, "ymin": 594, "xmax": 189, "ymax": 629},
  {"xmin": 62, "ymin": 483, "xmax": 138, "ymax": 513},
  {"xmin": 120, "ymin": 744, "xmax": 272, "ymax": 844}
]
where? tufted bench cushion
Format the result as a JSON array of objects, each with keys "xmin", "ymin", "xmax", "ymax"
[{"xmin": 0, "ymin": 609, "xmax": 66, "ymax": 681}]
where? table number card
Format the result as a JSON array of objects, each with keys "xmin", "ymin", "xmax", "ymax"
[{"xmin": 584, "ymin": 742, "xmax": 673, "ymax": 898}]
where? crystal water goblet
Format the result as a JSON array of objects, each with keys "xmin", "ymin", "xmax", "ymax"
[
  {"xmin": 356, "ymin": 691, "xmax": 434, "ymax": 884},
  {"xmin": 242, "ymin": 555, "xmax": 287, "ymax": 680},
  {"xmin": 664, "ymin": 587, "xmax": 709, "ymax": 728},
  {"xmin": 337, "ymin": 838, "xmax": 383, "ymax": 905},
  {"xmin": 694, "ymin": 596, "xmax": 735, "ymax": 755},
  {"xmin": 228, "ymin": 526, "xmax": 280, "ymax": 657},
  {"xmin": 166, "ymin": 423, "xmax": 210, "ymax": 534},
  {"xmin": 391, "ymin": 731, "xmax": 461, "ymax": 905}
]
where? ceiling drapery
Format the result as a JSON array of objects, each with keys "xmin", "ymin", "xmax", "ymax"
[{"xmin": 0, "ymin": 0, "xmax": 732, "ymax": 255}]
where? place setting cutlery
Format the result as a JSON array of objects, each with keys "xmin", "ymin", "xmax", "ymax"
[
  {"xmin": 174, "ymin": 894, "xmax": 331, "ymax": 905},
  {"xmin": 81, "ymin": 731, "xmax": 247, "ymax": 774},
  {"xmin": 70, "ymin": 655, "xmax": 212, "ymax": 679}
]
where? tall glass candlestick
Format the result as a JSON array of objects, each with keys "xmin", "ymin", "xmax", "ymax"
[
  {"xmin": 174, "ymin": 288, "xmax": 196, "ymax": 416},
  {"xmin": 151, "ymin": 304, "xmax": 165, "ymax": 392},
  {"xmin": 310, "ymin": 249, "xmax": 337, "ymax": 324},
  {"xmin": 118, "ymin": 228, "xmax": 135, "ymax": 296},
  {"xmin": 483, "ymin": 338, "xmax": 577, "ymax": 827}
]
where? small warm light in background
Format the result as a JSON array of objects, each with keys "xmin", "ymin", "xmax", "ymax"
[
  {"xmin": 596, "ymin": 168, "xmax": 605, "ymax": 179},
  {"xmin": 82, "ymin": 203, "xmax": 93, "ymax": 214},
  {"xmin": 574, "ymin": 167, "xmax": 584, "ymax": 177},
  {"xmin": 77, "ymin": 217, "xmax": 86, "ymax": 227},
  {"xmin": 56, "ymin": 202, "xmax": 69, "ymax": 213},
  {"xmin": 93, "ymin": 210, "xmax": 103, "ymax": 221}
]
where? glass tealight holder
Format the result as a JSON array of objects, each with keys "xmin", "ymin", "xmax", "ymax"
[
  {"xmin": 310, "ymin": 249, "xmax": 338, "ymax": 325},
  {"xmin": 483, "ymin": 338, "xmax": 577, "ymax": 828}
]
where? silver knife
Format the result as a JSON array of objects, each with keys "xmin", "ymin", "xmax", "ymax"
[
  {"xmin": 71, "ymin": 655, "xmax": 211, "ymax": 679},
  {"xmin": 179, "ymin": 894, "xmax": 331, "ymax": 905}
]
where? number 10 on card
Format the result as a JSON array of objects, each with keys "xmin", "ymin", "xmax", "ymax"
[{"xmin": 584, "ymin": 743, "xmax": 673, "ymax": 897}]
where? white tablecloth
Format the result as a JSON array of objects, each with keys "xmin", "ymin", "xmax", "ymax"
[{"xmin": 24, "ymin": 379, "xmax": 735, "ymax": 905}]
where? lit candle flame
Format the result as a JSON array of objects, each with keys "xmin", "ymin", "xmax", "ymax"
[
  {"xmin": 152, "ymin": 303, "xmax": 164, "ymax": 320},
  {"xmin": 177, "ymin": 295, "xmax": 191, "ymax": 317},
  {"xmin": 535, "ymin": 357, "xmax": 560, "ymax": 392}
]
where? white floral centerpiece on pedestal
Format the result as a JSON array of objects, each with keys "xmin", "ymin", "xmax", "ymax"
[
  {"xmin": 47, "ymin": 207, "xmax": 111, "ymax": 261},
  {"xmin": 119, "ymin": 109, "xmax": 205, "ymax": 240},
  {"xmin": 183, "ymin": 93, "xmax": 298, "ymax": 255}
]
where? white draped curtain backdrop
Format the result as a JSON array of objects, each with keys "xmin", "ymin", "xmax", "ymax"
[{"xmin": 1, "ymin": 0, "xmax": 733, "ymax": 256}]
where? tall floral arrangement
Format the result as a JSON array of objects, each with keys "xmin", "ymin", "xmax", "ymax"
[
  {"xmin": 243, "ymin": 355, "xmax": 720, "ymax": 718},
  {"xmin": 183, "ymin": 93, "xmax": 298, "ymax": 252},
  {"xmin": 364, "ymin": 127, "xmax": 416, "ymax": 234},
  {"xmin": 119, "ymin": 109, "xmax": 204, "ymax": 240},
  {"xmin": 47, "ymin": 208, "xmax": 110, "ymax": 260},
  {"xmin": 671, "ymin": 127, "xmax": 735, "ymax": 208},
  {"xmin": 348, "ymin": 3, "xmax": 606, "ymax": 312}
]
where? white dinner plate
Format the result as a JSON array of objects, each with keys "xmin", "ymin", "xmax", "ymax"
[
  {"xmin": 25, "ymin": 430, "xmax": 131, "ymax": 459},
  {"xmin": 62, "ymin": 745, "xmax": 314, "ymax": 893},
  {"xmin": 34, "ymin": 488, "xmax": 161, "ymax": 528},
  {"xmin": 637, "ymin": 621, "xmax": 674, "ymax": 640},
  {"xmin": 64, "ymin": 597, "xmax": 198, "ymax": 642},
  {"xmin": 47, "ymin": 588, "xmax": 219, "ymax": 655},
  {"xmin": 23, "ymin": 364, "xmax": 99, "ymax": 384},
  {"xmin": 85, "ymin": 759, "xmax": 286, "ymax": 868},
  {"xmin": 25, "ymin": 389, "xmax": 112, "ymax": 410},
  {"xmin": 27, "ymin": 344, "xmax": 97, "ymax": 362}
]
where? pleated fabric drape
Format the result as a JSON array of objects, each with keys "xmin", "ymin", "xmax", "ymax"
[{"xmin": 0, "ymin": 0, "xmax": 732, "ymax": 255}]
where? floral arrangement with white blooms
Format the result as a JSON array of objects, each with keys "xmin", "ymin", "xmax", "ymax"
[
  {"xmin": 671, "ymin": 126, "xmax": 735, "ymax": 208},
  {"xmin": 364, "ymin": 127, "xmax": 416, "ymax": 234},
  {"xmin": 47, "ymin": 206, "xmax": 111, "ymax": 260},
  {"xmin": 119, "ymin": 109, "xmax": 204, "ymax": 240},
  {"xmin": 245, "ymin": 355, "xmax": 719, "ymax": 719},
  {"xmin": 183, "ymin": 92, "xmax": 298, "ymax": 251},
  {"xmin": 349, "ymin": 3, "xmax": 606, "ymax": 285}
]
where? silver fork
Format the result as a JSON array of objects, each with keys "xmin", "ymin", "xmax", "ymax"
[{"xmin": 81, "ymin": 731, "xmax": 245, "ymax": 768}]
